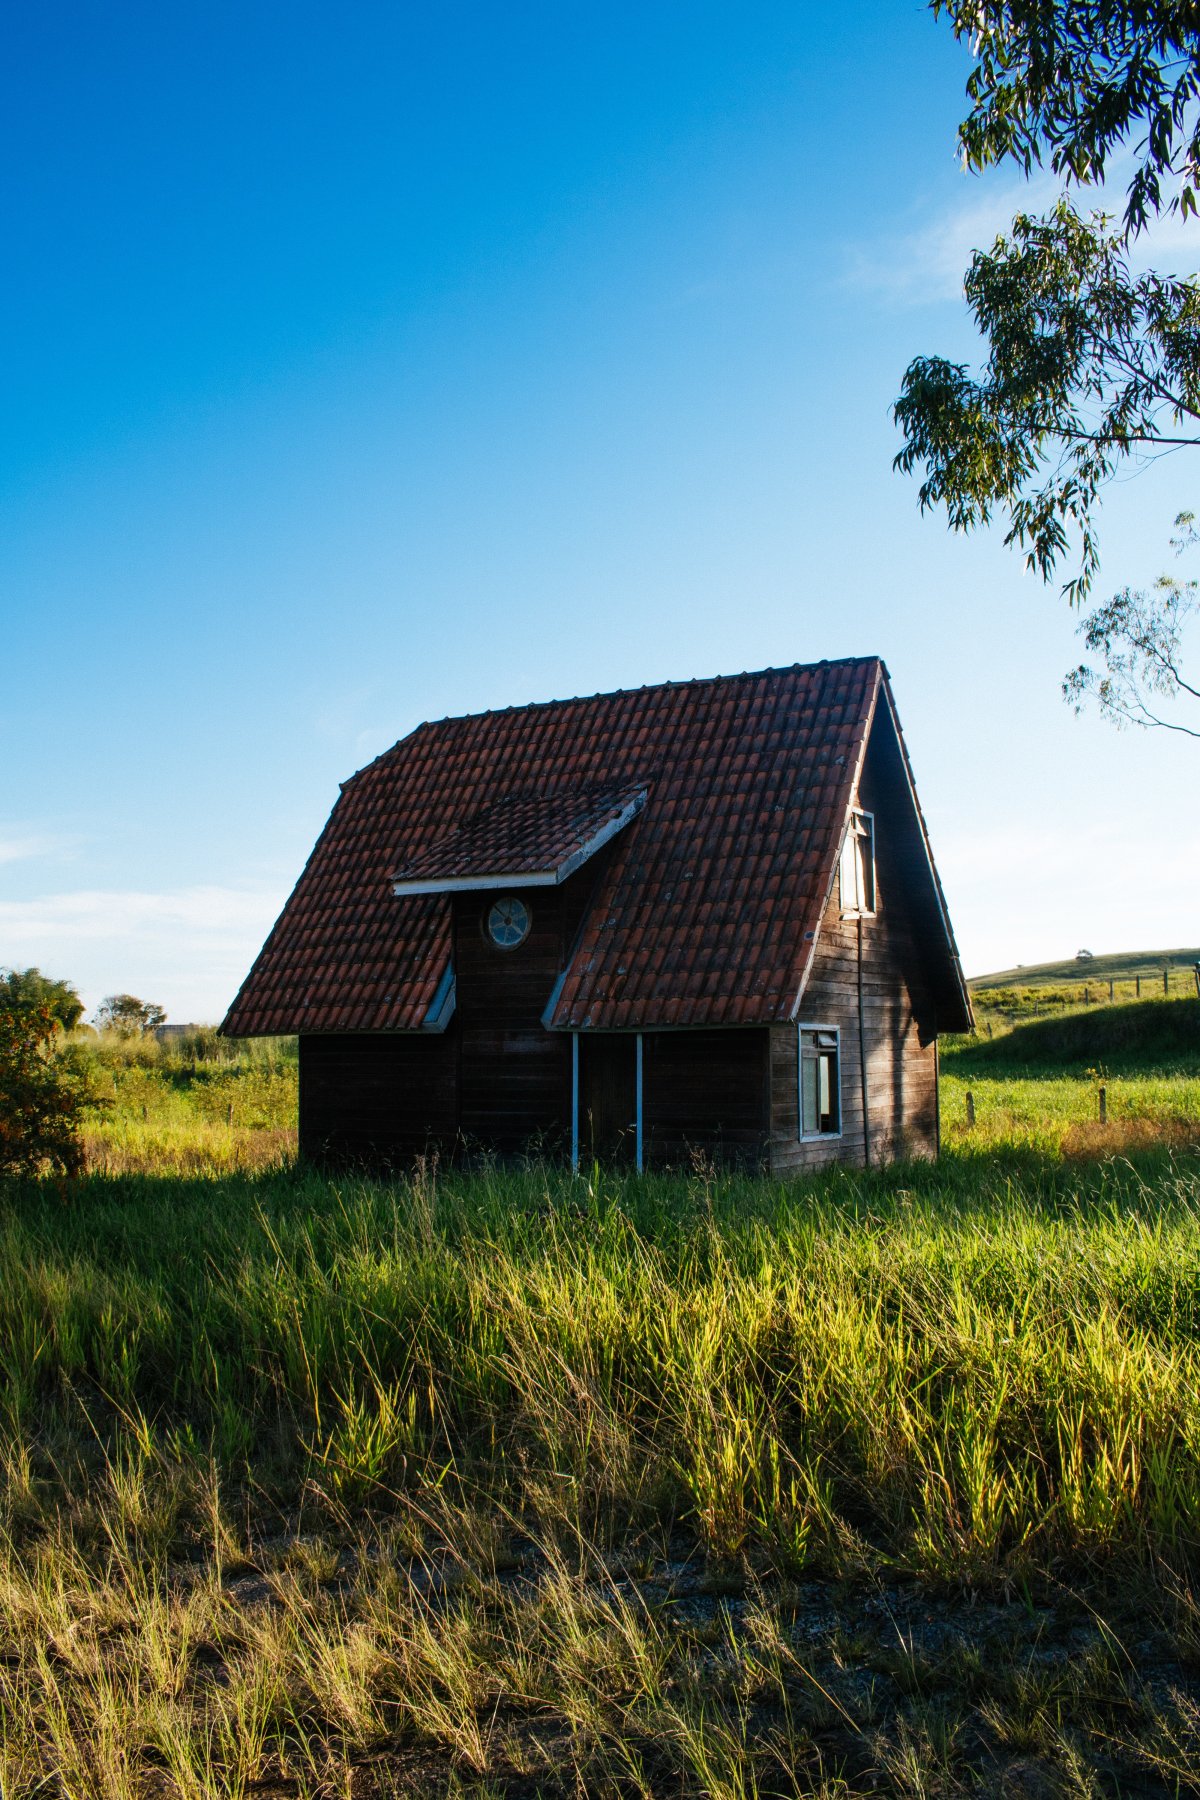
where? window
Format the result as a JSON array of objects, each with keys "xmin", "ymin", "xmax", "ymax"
[
  {"xmin": 486, "ymin": 895, "xmax": 531, "ymax": 948},
  {"xmin": 839, "ymin": 810, "xmax": 875, "ymax": 915},
  {"xmin": 799, "ymin": 1027, "xmax": 840, "ymax": 1137}
]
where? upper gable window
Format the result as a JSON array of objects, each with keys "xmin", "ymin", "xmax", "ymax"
[{"xmin": 839, "ymin": 810, "xmax": 876, "ymax": 916}]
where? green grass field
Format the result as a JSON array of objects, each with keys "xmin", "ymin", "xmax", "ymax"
[
  {"xmin": 1, "ymin": 1008, "xmax": 1198, "ymax": 1796},
  {"xmin": 969, "ymin": 946, "xmax": 1200, "ymax": 1028},
  {"xmin": 972, "ymin": 946, "xmax": 1200, "ymax": 992}
]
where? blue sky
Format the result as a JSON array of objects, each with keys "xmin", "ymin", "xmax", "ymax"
[{"xmin": 3, "ymin": 1, "xmax": 1197, "ymax": 1020}]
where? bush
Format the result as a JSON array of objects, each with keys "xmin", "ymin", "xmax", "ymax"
[
  {"xmin": 0, "ymin": 1003, "xmax": 90, "ymax": 1178},
  {"xmin": 0, "ymin": 966, "xmax": 84, "ymax": 1031}
]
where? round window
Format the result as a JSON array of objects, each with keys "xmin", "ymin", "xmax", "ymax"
[{"xmin": 486, "ymin": 895, "xmax": 531, "ymax": 949}]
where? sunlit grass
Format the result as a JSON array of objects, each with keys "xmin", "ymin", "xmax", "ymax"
[
  {"xmin": 73, "ymin": 1028, "xmax": 298, "ymax": 1173},
  {"xmin": 941, "ymin": 1068, "xmax": 1200, "ymax": 1156},
  {"xmin": 2, "ymin": 1153, "xmax": 1200, "ymax": 1792},
  {"xmin": 3, "ymin": 1014, "xmax": 1198, "ymax": 1793}
]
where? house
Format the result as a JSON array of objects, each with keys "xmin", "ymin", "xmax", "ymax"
[{"xmin": 222, "ymin": 657, "xmax": 971, "ymax": 1171}]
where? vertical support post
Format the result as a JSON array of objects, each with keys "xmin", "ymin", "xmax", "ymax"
[
  {"xmin": 1194, "ymin": 963, "xmax": 1200, "ymax": 999},
  {"xmin": 1108, "ymin": 978, "xmax": 1114, "ymax": 1001},
  {"xmin": 1136, "ymin": 976, "xmax": 1141, "ymax": 998},
  {"xmin": 635, "ymin": 1033, "xmax": 644, "ymax": 1174},
  {"xmin": 571, "ymin": 1033, "xmax": 579, "ymax": 1173},
  {"xmin": 1164, "ymin": 967, "xmax": 1170, "ymax": 996},
  {"xmin": 1098, "ymin": 1084, "xmax": 1107, "ymax": 1125},
  {"xmin": 966, "ymin": 1090, "xmax": 975, "ymax": 1128}
]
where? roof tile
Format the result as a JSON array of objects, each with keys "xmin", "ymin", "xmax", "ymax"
[{"xmin": 223, "ymin": 658, "xmax": 904, "ymax": 1035}]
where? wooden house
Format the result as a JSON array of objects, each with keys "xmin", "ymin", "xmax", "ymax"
[{"xmin": 223, "ymin": 658, "xmax": 971, "ymax": 1171}]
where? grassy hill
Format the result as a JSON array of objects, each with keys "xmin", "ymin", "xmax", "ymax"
[
  {"xmin": 944, "ymin": 993, "xmax": 1200, "ymax": 1075},
  {"xmin": 972, "ymin": 946, "xmax": 1200, "ymax": 992}
]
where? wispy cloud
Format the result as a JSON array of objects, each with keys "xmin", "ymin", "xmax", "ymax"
[
  {"xmin": 0, "ymin": 829, "xmax": 74, "ymax": 867},
  {"xmin": 843, "ymin": 172, "xmax": 1061, "ymax": 306},
  {"xmin": 0, "ymin": 884, "xmax": 286, "ymax": 1022},
  {"xmin": 845, "ymin": 160, "xmax": 1200, "ymax": 308},
  {"xmin": 0, "ymin": 885, "xmax": 279, "ymax": 941}
]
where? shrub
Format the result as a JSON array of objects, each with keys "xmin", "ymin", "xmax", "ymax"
[
  {"xmin": 0, "ymin": 965, "xmax": 84, "ymax": 1031},
  {"xmin": 0, "ymin": 1003, "xmax": 90, "ymax": 1179}
]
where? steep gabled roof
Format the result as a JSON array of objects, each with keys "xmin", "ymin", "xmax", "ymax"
[{"xmin": 221, "ymin": 657, "xmax": 971, "ymax": 1037}]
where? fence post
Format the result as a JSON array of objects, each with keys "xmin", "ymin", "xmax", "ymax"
[
  {"xmin": 1098, "ymin": 1085, "xmax": 1107, "ymax": 1125},
  {"xmin": 1164, "ymin": 968, "xmax": 1170, "ymax": 995},
  {"xmin": 1108, "ymin": 978, "xmax": 1114, "ymax": 1000},
  {"xmin": 1136, "ymin": 976, "xmax": 1141, "ymax": 998},
  {"xmin": 1194, "ymin": 963, "xmax": 1200, "ymax": 1000},
  {"xmin": 966, "ymin": 1091, "xmax": 976, "ymax": 1128}
]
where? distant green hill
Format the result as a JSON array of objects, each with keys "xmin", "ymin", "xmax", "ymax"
[
  {"xmin": 972, "ymin": 948, "xmax": 1200, "ymax": 992},
  {"xmin": 944, "ymin": 995, "xmax": 1200, "ymax": 1075}
]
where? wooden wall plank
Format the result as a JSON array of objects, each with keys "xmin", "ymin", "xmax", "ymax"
[
  {"xmin": 299, "ymin": 1030, "xmax": 459, "ymax": 1167},
  {"xmin": 770, "ymin": 721, "xmax": 940, "ymax": 1174},
  {"xmin": 645, "ymin": 1029, "xmax": 768, "ymax": 1169}
]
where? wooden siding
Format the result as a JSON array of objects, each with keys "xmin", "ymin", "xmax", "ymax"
[
  {"xmin": 644, "ymin": 1029, "xmax": 769, "ymax": 1169},
  {"xmin": 454, "ymin": 887, "xmax": 570, "ymax": 1152},
  {"xmin": 579, "ymin": 1035, "xmax": 637, "ymax": 1164},
  {"xmin": 299, "ymin": 1030, "xmax": 459, "ymax": 1166},
  {"xmin": 769, "ymin": 728, "xmax": 939, "ymax": 1175}
]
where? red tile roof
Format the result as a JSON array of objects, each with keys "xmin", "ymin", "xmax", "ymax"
[
  {"xmin": 222, "ymin": 658, "xmax": 965, "ymax": 1036},
  {"xmin": 392, "ymin": 781, "xmax": 646, "ymax": 890}
]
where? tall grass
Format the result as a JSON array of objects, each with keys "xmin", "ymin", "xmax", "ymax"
[
  {"xmin": 70, "ymin": 1028, "xmax": 298, "ymax": 1173},
  {"xmin": 3, "ymin": 1153, "xmax": 1200, "ymax": 1793},
  {"xmin": 5, "ymin": 1011, "xmax": 1200, "ymax": 1793},
  {"xmin": 4, "ymin": 1153, "xmax": 1200, "ymax": 1575}
]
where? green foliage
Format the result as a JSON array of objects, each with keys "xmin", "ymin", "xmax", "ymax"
[
  {"xmin": 934, "ymin": 0, "xmax": 1200, "ymax": 236},
  {"xmin": 0, "ymin": 1003, "xmax": 89, "ymax": 1179},
  {"xmin": 1065, "ymin": 508, "xmax": 1200, "ymax": 735},
  {"xmin": 2, "ymin": 1086, "xmax": 1200, "ymax": 1790},
  {"xmin": 94, "ymin": 993, "xmax": 167, "ymax": 1036},
  {"xmin": 894, "ymin": 198, "xmax": 1200, "ymax": 605},
  {"xmin": 0, "ymin": 966, "xmax": 84, "ymax": 1032},
  {"xmin": 4, "ymin": 1152, "xmax": 1200, "ymax": 1575},
  {"xmin": 901, "ymin": 3, "xmax": 1200, "ymax": 640}
]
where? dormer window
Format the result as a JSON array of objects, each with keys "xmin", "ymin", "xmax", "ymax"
[{"xmin": 840, "ymin": 810, "xmax": 875, "ymax": 916}]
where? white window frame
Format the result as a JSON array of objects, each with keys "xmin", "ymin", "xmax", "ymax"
[
  {"xmin": 839, "ymin": 809, "xmax": 876, "ymax": 918},
  {"xmin": 797, "ymin": 1023, "xmax": 841, "ymax": 1141}
]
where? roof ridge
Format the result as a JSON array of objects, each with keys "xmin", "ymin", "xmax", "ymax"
[{"xmin": 347, "ymin": 654, "xmax": 884, "ymax": 784}]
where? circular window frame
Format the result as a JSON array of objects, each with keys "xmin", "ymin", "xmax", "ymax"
[{"xmin": 485, "ymin": 895, "xmax": 531, "ymax": 950}]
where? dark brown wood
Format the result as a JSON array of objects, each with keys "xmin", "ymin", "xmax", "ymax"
[
  {"xmin": 454, "ymin": 885, "xmax": 570, "ymax": 1153},
  {"xmin": 299, "ymin": 1029, "xmax": 460, "ymax": 1167},
  {"xmin": 644, "ymin": 1028, "xmax": 768, "ymax": 1169},
  {"xmin": 579, "ymin": 1035, "xmax": 637, "ymax": 1164}
]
